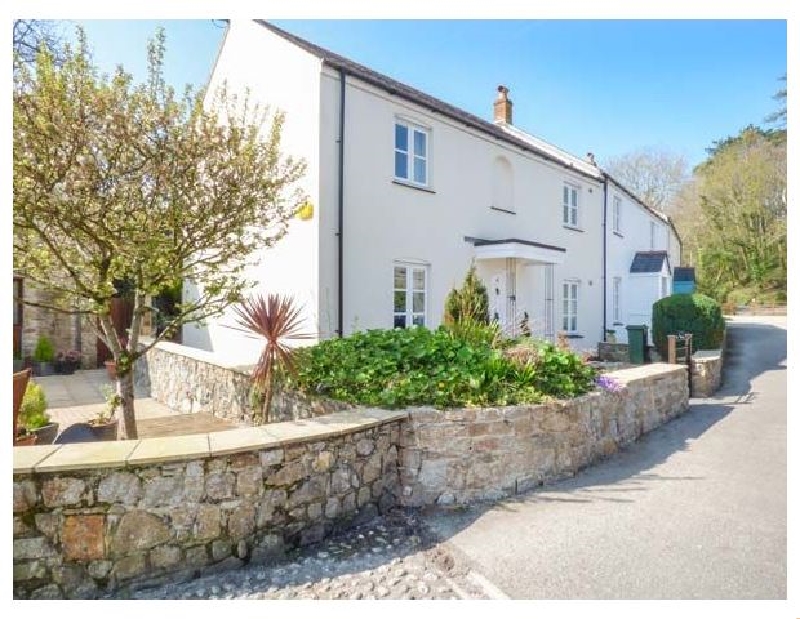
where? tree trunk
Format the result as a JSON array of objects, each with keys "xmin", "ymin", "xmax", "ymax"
[
  {"xmin": 260, "ymin": 374, "xmax": 273, "ymax": 426},
  {"xmin": 116, "ymin": 366, "xmax": 138, "ymax": 440}
]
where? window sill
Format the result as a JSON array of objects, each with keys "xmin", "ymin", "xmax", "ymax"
[
  {"xmin": 561, "ymin": 333, "xmax": 584, "ymax": 339},
  {"xmin": 392, "ymin": 179, "xmax": 435, "ymax": 194},
  {"xmin": 613, "ymin": 231, "xmax": 624, "ymax": 238},
  {"xmin": 490, "ymin": 206, "xmax": 515, "ymax": 215},
  {"xmin": 563, "ymin": 224, "xmax": 584, "ymax": 233},
  {"xmin": 612, "ymin": 322, "xmax": 624, "ymax": 326}
]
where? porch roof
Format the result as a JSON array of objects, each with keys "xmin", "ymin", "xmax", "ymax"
[{"xmin": 465, "ymin": 236, "xmax": 566, "ymax": 265}]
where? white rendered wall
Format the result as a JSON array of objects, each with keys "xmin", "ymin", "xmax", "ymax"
[
  {"xmin": 318, "ymin": 68, "xmax": 605, "ymax": 349},
  {"xmin": 182, "ymin": 21, "xmax": 323, "ymax": 365},
  {"xmin": 605, "ymin": 179, "xmax": 679, "ymax": 345}
]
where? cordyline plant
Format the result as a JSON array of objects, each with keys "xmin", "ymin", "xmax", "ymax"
[
  {"xmin": 234, "ymin": 294, "xmax": 311, "ymax": 425},
  {"xmin": 13, "ymin": 27, "xmax": 306, "ymax": 439}
]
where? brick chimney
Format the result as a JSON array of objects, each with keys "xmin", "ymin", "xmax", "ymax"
[{"xmin": 493, "ymin": 85, "xmax": 512, "ymax": 125}]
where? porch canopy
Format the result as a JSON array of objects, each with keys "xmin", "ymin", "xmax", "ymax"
[{"xmin": 465, "ymin": 236, "xmax": 566, "ymax": 265}]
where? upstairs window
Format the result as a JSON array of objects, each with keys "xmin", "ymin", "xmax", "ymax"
[
  {"xmin": 563, "ymin": 184, "xmax": 579, "ymax": 227},
  {"xmin": 613, "ymin": 195, "xmax": 622, "ymax": 233},
  {"xmin": 395, "ymin": 121, "xmax": 428, "ymax": 186}
]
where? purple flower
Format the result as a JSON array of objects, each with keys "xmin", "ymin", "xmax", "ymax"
[{"xmin": 595, "ymin": 375, "xmax": 624, "ymax": 393}]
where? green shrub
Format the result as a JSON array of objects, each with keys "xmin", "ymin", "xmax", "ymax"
[
  {"xmin": 19, "ymin": 381, "xmax": 49, "ymax": 429},
  {"xmin": 291, "ymin": 327, "xmax": 596, "ymax": 409},
  {"xmin": 504, "ymin": 338, "xmax": 597, "ymax": 397},
  {"xmin": 652, "ymin": 293, "xmax": 725, "ymax": 357},
  {"xmin": 443, "ymin": 265, "xmax": 489, "ymax": 326},
  {"xmin": 444, "ymin": 318, "xmax": 501, "ymax": 349},
  {"xmin": 33, "ymin": 336, "xmax": 55, "ymax": 362}
]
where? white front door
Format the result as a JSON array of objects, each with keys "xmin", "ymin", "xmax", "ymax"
[{"xmin": 489, "ymin": 271, "xmax": 506, "ymax": 327}]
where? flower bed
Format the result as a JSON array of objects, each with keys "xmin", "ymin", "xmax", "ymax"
[{"xmin": 291, "ymin": 328, "xmax": 597, "ymax": 409}]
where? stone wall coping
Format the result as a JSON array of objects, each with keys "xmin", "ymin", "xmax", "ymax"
[
  {"xmin": 12, "ymin": 444, "xmax": 61, "ymax": 474},
  {"xmin": 692, "ymin": 350, "xmax": 722, "ymax": 361},
  {"xmin": 35, "ymin": 440, "xmax": 140, "ymax": 473},
  {"xmin": 138, "ymin": 337, "xmax": 253, "ymax": 374},
  {"xmin": 14, "ymin": 408, "xmax": 409, "ymax": 475},
  {"xmin": 604, "ymin": 362, "xmax": 686, "ymax": 382}
]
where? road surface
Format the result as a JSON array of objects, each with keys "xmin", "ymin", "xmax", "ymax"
[{"xmin": 425, "ymin": 316, "xmax": 787, "ymax": 599}]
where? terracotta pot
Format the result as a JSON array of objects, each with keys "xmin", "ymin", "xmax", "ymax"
[
  {"xmin": 14, "ymin": 433, "xmax": 38, "ymax": 447},
  {"xmin": 89, "ymin": 418, "xmax": 118, "ymax": 441},
  {"xmin": 30, "ymin": 422, "xmax": 59, "ymax": 445},
  {"xmin": 105, "ymin": 360, "xmax": 117, "ymax": 380}
]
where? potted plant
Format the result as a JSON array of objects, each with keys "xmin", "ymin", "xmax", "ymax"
[
  {"xmin": 32, "ymin": 336, "xmax": 55, "ymax": 376},
  {"xmin": 605, "ymin": 329, "xmax": 617, "ymax": 344},
  {"xmin": 54, "ymin": 351, "xmax": 66, "ymax": 374},
  {"xmin": 92, "ymin": 385, "xmax": 120, "ymax": 441},
  {"xmin": 19, "ymin": 381, "xmax": 59, "ymax": 444},
  {"xmin": 14, "ymin": 430, "xmax": 37, "ymax": 446},
  {"xmin": 66, "ymin": 350, "xmax": 82, "ymax": 373},
  {"xmin": 55, "ymin": 350, "xmax": 81, "ymax": 375}
]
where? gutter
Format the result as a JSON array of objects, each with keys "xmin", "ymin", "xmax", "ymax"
[
  {"xmin": 336, "ymin": 68, "xmax": 346, "ymax": 338},
  {"xmin": 602, "ymin": 175, "xmax": 608, "ymax": 342}
]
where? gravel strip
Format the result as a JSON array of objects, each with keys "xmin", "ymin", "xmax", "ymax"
[{"xmin": 109, "ymin": 509, "xmax": 490, "ymax": 600}]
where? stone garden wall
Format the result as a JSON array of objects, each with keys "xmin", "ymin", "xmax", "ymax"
[
  {"xmin": 597, "ymin": 342, "xmax": 629, "ymax": 363},
  {"xmin": 15, "ymin": 363, "xmax": 693, "ymax": 598},
  {"xmin": 13, "ymin": 410, "xmax": 404, "ymax": 599},
  {"xmin": 690, "ymin": 351, "xmax": 723, "ymax": 397},
  {"xmin": 398, "ymin": 364, "xmax": 689, "ymax": 506},
  {"xmin": 134, "ymin": 339, "xmax": 352, "ymax": 425}
]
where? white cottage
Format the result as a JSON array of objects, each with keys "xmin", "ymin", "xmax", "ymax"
[{"xmin": 183, "ymin": 20, "xmax": 682, "ymax": 364}]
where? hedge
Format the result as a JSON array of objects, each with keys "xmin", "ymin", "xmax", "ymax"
[{"xmin": 652, "ymin": 293, "xmax": 725, "ymax": 357}]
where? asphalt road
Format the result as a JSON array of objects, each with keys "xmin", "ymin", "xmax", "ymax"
[{"xmin": 425, "ymin": 317, "xmax": 787, "ymax": 599}]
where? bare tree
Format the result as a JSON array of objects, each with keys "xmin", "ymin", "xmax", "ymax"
[
  {"xmin": 602, "ymin": 147, "xmax": 689, "ymax": 214},
  {"xmin": 765, "ymin": 74, "xmax": 786, "ymax": 128},
  {"xmin": 13, "ymin": 19, "xmax": 67, "ymax": 66}
]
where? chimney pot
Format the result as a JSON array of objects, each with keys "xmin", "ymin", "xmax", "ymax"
[
  {"xmin": 493, "ymin": 85, "xmax": 512, "ymax": 125},
  {"xmin": 586, "ymin": 152, "xmax": 597, "ymax": 165}
]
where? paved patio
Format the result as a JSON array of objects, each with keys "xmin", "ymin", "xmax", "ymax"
[{"xmin": 34, "ymin": 369, "xmax": 237, "ymax": 440}]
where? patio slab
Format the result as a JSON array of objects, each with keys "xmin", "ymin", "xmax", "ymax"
[{"xmin": 33, "ymin": 369, "xmax": 238, "ymax": 441}]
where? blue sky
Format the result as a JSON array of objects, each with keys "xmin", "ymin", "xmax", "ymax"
[{"xmin": 68, "ymin": 19, "xmax": 786, "ymax": 168}]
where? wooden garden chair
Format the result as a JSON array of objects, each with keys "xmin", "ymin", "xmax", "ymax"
[{"xmin": 13, "ymin": 368, "xmax": 36, "ymax": 446}]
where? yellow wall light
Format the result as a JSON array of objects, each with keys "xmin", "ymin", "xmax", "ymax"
[{"xmin": 296, "ymin": 201, "xmax": 314, "ymax": 221}]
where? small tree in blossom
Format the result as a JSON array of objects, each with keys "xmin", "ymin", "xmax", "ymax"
[{"xmin": 13, "ymin": 27, "xmax": 306, "ymax": 439}]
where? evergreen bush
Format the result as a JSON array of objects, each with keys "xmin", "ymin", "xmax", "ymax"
[{"xmin": 652, "ymin": 293, "xmax": 725, "ymax": 357}]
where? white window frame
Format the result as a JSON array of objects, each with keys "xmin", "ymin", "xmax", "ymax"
[
  {"xmin": 562, "ymin": 279, "xmax": 579, "ymax": 333},
  {"xmin": 650, "ymin": 221, "xmax": 656, "ymax": 249},
  {"xmin": 563, "ymin": 183, "xmax": 580, "ymax": 228},
  {"xmin": 393, "ymin": 263, "xmax": 427, "ymax": 328},
  {"xmin": 612, "ymin": 195, "xmax": 622, "ymax": 234},
  {"xmin": 394, "ymin": 120, "xmax": 430, "ymax": 187},
  {"xmin": 613, "ymin": 276, "xmax": 622, "ymax": 323}
]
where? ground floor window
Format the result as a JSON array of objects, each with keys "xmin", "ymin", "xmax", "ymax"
[
  {"xmin": 562, "ymin": 280, "xmax": 579, "ymax": 332},
  {"xmin": 613, "ymin": 276, "xmax": 622, "ymax": 323},
  {"xmin": 394, "ymin": 264, "xmax": 427, "ymax": 328}
]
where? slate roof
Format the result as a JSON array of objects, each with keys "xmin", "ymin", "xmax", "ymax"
[
  {"xmin": 250, "ymin": 20, "xmax": 682, "ymax": 246},
  {"xmin": 253, "ymin": 20, "xmax": 601, "ymax": 182},
  {"xmin": 630, "ymin": 251, "xmax": 670, "ymax": 274},
  {"xmin": 673, "ymin": 267, "xmax": 695, "ymax": 282}
]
